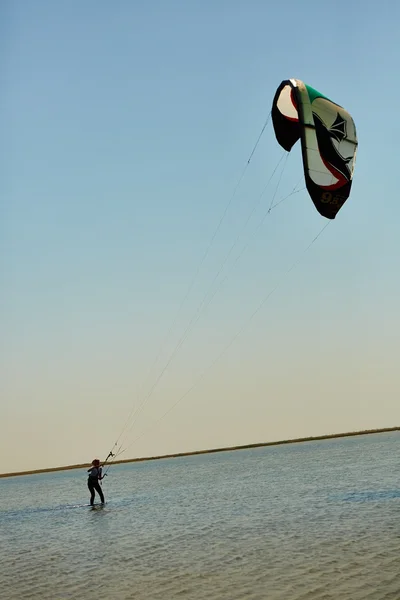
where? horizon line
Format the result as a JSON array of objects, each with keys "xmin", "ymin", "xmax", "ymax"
[{"xmin": 1, "ymin": 426, "xmax": 398, "ymax": 479}]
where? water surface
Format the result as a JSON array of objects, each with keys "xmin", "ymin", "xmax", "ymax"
[{"xmin": 1, "ymin": 432, "xmax": 399, "ymax": 599}]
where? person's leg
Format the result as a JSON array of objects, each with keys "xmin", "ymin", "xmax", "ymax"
[
  {"xmin": 88, "ymin": 480, "xmax": 95, "ymax": 505},
  {"xmin": 94, "ymin": 481, "xmax": 105, "ymax": 503}
]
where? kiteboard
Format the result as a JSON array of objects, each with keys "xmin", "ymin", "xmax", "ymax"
[{"xmin": 90, "ymin": 503, "xmax": 105, "ymax": 510}]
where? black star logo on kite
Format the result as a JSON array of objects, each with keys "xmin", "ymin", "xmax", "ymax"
[{"xmin": 329, "ymin": 113, "xmax": 347, "ymax": 142}]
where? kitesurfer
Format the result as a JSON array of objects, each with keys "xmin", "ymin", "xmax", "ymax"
[{"xmin": 87, "ymin": 459, "xmax": 105, "ymax": 505}]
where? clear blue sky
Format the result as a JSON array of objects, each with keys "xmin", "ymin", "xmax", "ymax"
[{"xmin": 2, "ymin": 0, "xmax": 399, "ymax": 472}]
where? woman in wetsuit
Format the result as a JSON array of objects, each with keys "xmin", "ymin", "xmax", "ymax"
[{"xmin": 87, "ymin": 459, "xmax": 105, "ymax": 505}]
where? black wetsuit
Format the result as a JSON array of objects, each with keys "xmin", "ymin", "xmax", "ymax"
[{"xmin": 87, "ymin": 466, "xmax": 105, "ymax": 505}]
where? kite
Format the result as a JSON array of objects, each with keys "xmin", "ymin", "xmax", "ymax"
[{"xmin": 271, "ymin": 79, "xmax": 358, "ymax": 219}]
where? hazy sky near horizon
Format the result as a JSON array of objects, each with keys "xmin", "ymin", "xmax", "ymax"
[{"xmin": 2, "ymin": 0, "xmax": 399, "ymax": 473}]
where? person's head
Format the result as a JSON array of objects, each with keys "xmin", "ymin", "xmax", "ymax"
[{"xmin": 92, "ymin": 459, "xmax": 100, "ymax": 467}]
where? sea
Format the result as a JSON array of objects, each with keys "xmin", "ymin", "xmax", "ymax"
[{"xmin": 1, "ymin": 431, "xmax": 399, "ymax": 600}]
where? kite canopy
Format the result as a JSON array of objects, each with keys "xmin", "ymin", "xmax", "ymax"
[{"xmin": 271, "ymin": 79, "xmax": 358, "ymax": 219}]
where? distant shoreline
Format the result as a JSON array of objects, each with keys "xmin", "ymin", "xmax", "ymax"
[{"xmin": 1, "ymin": 426, "xmax": 398, "ymax": 479}]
